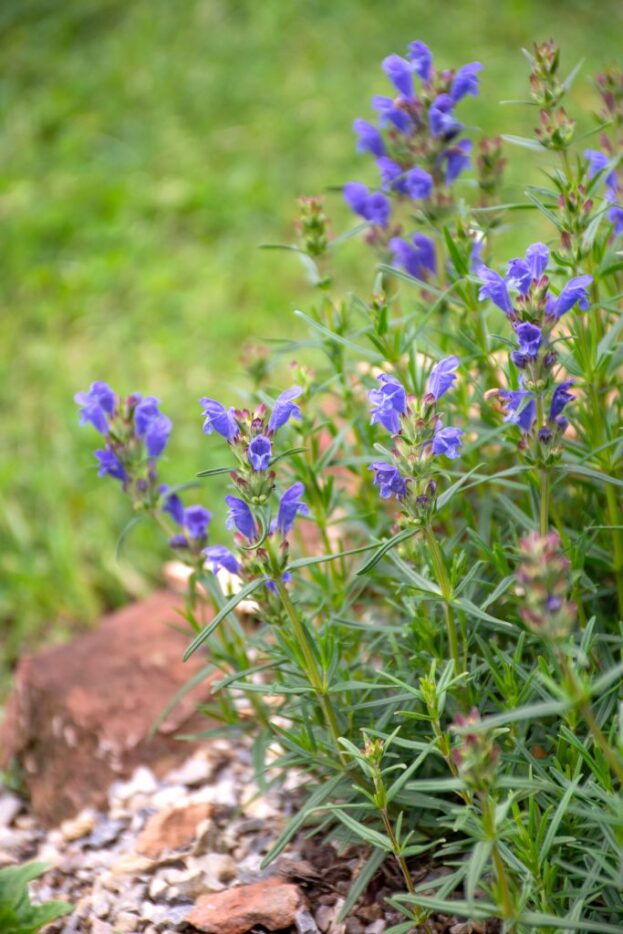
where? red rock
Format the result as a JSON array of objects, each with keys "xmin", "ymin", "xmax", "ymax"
[
  {"xmin": 135, "ymin": 801, "xmax": 213, "ymax": 858},
  {"xmin": 0, "ymin": 591, "xmax": 215, "ymax": 825},
  {"xmin": 188, "ymin": 877, "xmax": 303, "ymax": 934}
]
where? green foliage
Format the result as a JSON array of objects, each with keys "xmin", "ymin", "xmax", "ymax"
[
  {"xmin": 0, "ymin": 863, "xmax": 72, "ymax": 934},
  {"xmin": 3, "ymin": 0, "xmax": 623, "ymax": 685}
]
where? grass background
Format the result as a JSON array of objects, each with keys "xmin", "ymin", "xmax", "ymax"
[{"xmin": 1, "ymin": 0, "xmax": 622, "ymax": 681}]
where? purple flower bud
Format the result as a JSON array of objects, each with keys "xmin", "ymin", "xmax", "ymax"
[
  {"xmin": 369, "ymin": 462, "xmax": 408, "ymax": 499},
  {"xmin": 343, "ymin": 182, "xmax": 391, "ymax": 226},
  {"xmin": 584, "ymin": 148, "xmax": 618, "ymax": 195},
  {"xmin": 431, "ymin": 425, "xmax": 463, "ymax": 458},
  {"xmin": 549, "ymin": 380, "xmax": 574, "ymax": 423},
  {"xmin": 525, "ymin": 242, "xmax": 550, "ymax": 280},
  {"xmin": 499, "ymin": 387, "xmax": 536, "ymax": 433},
  {"xmin": 377, "ymin": 157, "xmax": 408, "ymax": 193},
  {"xmin": 429, "ymin": 94, "xmax": 461, "ymax": 139},
  {"xmin": 161, "ymin": 486, "xmax": 185, "ymax": 525},
  {"xmin": 353, "ymin": 118, "xmax": 385, "ymax": 158},
  {"xmin": 443, "ymin": 139, "xmax": 471, "ymax": 183},
  {"xmin": 95, "ymin": 448, "xmax": 127, "ymax": 483},
  {"xmin": 515, "ymin": 322, "xmax": 542, "ymax": 359},
  {"xmin": 477, "ymin": 266, "xmax": 513, "ymax": 315},
  {"xmin": 389, "ymin": 233, "xmax": 436, "ymax": 281},
  {"xmin": 608, "ymin": 205, "xmax": 623, "ymax": 234},
  {"xmin": 368, "ymin": 374, "xmax": 407, "ymax": 434},
  {"xmin": 407, "ymin": 41, "xmax": 432, "ymax": 82},
  {"xmin": 134, "ymin": 396, "xmax": 161, "ymax": 437},
  {"xmin": 428, "ymin": 356, "xmax": 459, "ymax": 400},
  {"xmin": 75, "ymin": 381, "xmax": 116, "ymax": 434},
  {"xmin": 505, "ymin": 259, "xmax": 531, "ymax": 295},
  {"xmin": 204, "ymin": 545, "xmax": 240, "ymax": 575},
  {"xmin": 382, "ymin": 54, "xmax": 415, "ymax": 100},
  {"xmin": 248, "ymin": 435, "xmax": 272, "ymax": 471},
  {"xmin": 200, "ymin": 398, "xmax": 239, "ymax": 441},
  {"xmin": 404, "ymin": 166, "xmax": 433, "ymax": 200},
  {"xmin": 268, "ymin": 386, "xmax": 303, "ymax": 432},
  {"xmin": 372, "ymin": 95, "xmax": 412, "ymax": 133},
  {"xmin": 183, "ymin": 505, "xmax": 212, "ymax": 541},
  {"xmin": 276, "ymin": 482, "xmax": 309, "ymax": 536},
  {"xmin": 551, "ymin": 275, "xmax": 593, "ymax": 318},
  {"xmin": 225, "ymin": 496, "xmax": 257, "ymax": 541},
  {"xmin": 450, "ymin": 62, "xmax": 483, "ymax": 101},
  {"xmin": 144, "ymin": 414, "xmax": 172, "ymax": 458}
]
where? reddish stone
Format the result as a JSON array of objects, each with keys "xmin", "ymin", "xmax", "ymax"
[
  {"xmin": 188, "ymin": 877, "xmax": 303, "ymax": 934},
  {"xmin": 0, "ymin": 591, "xmax": 215, "ymax": 825},
  {"xmin": 135, "ymin": 801, "xmax": 213, "ymax": 858}
]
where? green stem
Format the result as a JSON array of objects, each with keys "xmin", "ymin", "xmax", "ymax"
[
  {"xmin": 481, "ymin": 795, "xmax": 515, "ymax": 926},
  {"xmin": 559, "ymin": 655, "xmax": 623, "ymax": 785},
  {"xmin": 424, "ymin": 526, "xmax": 461, "ymax": 676},
  {"xmin": 539, "ymin": 468, "xmax": 550, "ymax": 537},
  {"xmin": 605, "ymin": 483, "xmax": 623, "ymax": 622},
  {"xmin": 275, "ymin": 580, "xmax": 347, "ymax": 767}
]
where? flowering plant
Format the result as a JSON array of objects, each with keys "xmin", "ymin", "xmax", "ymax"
[{"xmin": 77, "ymin": 39, "xmax": 623, "ymax": 930}]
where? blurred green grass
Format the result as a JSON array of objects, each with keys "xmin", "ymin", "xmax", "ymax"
[{"xmin": 1, "ymin": 0, "xmax": 622, "ymax": 676}]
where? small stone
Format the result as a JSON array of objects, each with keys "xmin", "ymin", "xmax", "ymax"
[
  {"xmin": 85, "ymin": 817, "xmax": 126, "ymax": 849},
  {"xmin": 112, "ymin": 853, "xmax": 156, "ymax": 876},
  {"xmin": 110, "ymin": 767, "xmax": 159, "ymax": 805},
  {"xmin": 149, "ymin": 875, "xmax": 169, "ymax": 899},
  {"xmin": 296, "ymin": 908, "xmax": 320, "ymax": 933},
  {"xmin": 191, "ymin": 852, "xmax": 237, "ymax": 887},
  {"xmin": 61, "ymin": 810, "xmax": 97, "ymax": 842},
  {"xmin": 315, "ymin": 904, "xmax": 334, "ymax": 933},
  {"xmin": 188, "ymin": 877, "xmax": 302, "ymax": 934},
  {"xmin": 136, "ymin": 802, "xmax": 213, "ymax": 859},
  {"xmin": 113, "ymin": 910, "xmax": 141, "ymax": 932},
  {"xmin": 165, "ymin": 755, "xmax": 213, "ymax": 787},
  {"xmin": 91, "ymin": 890, "xmax": 111, "ymax": 918},
  {"xmin": 345, "ymin": 919, "xmax": 364, "ymax": 934},
  {"xmin": 0, "ymin": 793, "xmax": 22, "ymax": 827},
  {"xmin": 91, "ymin": 920, "xmax": 114, "ymax": 934},
  {"xmin": 364, "ymin": 922, "xmax": 386, "ymax": 934}
]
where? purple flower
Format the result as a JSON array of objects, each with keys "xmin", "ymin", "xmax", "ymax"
[
  {"xmin": 368, "ymin": 374, "xmax": 407, "ymax": 434},
  {"xmin": 382, "ymin": 54, "xmax": 415, "ymax": 99},
  {"xmin": 276, "ymin": 483, "xmax": 309, "ymax": 536},
  {"xmin": 451, "ymin": 62, "xmax": 483, "ymax": 101},
  {"xmin": 428, "ymin": 356, "xmax": 459, "ymax": 400},
  {"xmin": 372, "ymin": 95, "xmax": 412, "ymax": 133},
  {"xmin": 404, "ymin": 166, "xmax": 433, "ymax": 199},
  {"xmin": 377, "ymin": 157, "xmax": 408, "ymax": 193},
  {"xmin": 225, "ymin": 496, "xmax": 257, "ymax": 541},
  {"xmin": 369, "ymin": 462, "xmax": 408, "ymax": 499},
  {"xmin": 144, "ymin": 414, "xmax": 172, "ymax": 458},
  {"xmin": 201, "ymin": 398, "xmax": 239, "ymax": 441},
  {"xmin": 343, "ymin": 182, "xmax": 391, "ymax": 226},
  {"xmin": 389, "ymin": 233, "xmax": 436, "ymax": 281},
  {"xmin": 354, "ymin": 118, "xmax": 385, "ymax": 158},
  {"xmin": 184, "ymin": 505, "xmax": 212, "ymax": 541},
  {"xmin": 75, "ymin": 381, "xmax": 116, "ymax": 434},
  {"xmin": 477, "ymin": 266, "xmax": 513, "ymax": 315},
  {"xmin": 95, "ymin": 448, "xmax": 127, "ymax": 483},
  {"xmin": 470, "ymin": 239, "xmax": 485, "ymax": 271},
  {"xmin": 584, "ymin": 149, "xmax": 618, "ymax": 195},
  {"xmin": 549, "ymin": 380, "xmax": 574, "ymax": 423},
  {"xmin": 609, "ymin": 205, "xmax": 623, "ymax": 235},
  {"xmin": 550, "ymin": 275, "xmax": 593, "ymax": 318},
  {"xmin": 265, "ymin": 572, "xmax": 292, "ymax": 594},
  {"xmin": 407, "ymin": 41, "xmax": 432, "ymax": 82},
  {"xmin": 134, "ymin": 397, "xmax": 160, "ymax": 437},
  {"xmin": 506, "ymin": 242, "xmax": 549, "ymax": 294},
  {"xmin": 431, "ymin": 425, "xmax": 463, "ymax": 458},
  {"xmin": 204, "ymin": 545, "xmax": 240, "ymax": 575},
  {"xmin": 499, "ymin": 387, "xmax": 536, "ymax": 433},
  {"xmin": 268, "ymin": 386, "xmax": 303, "ymax": 432},
  {"xmin": 429, "ymin": 94, "xmax": 461, "ymax": 139},
  {"xmin": 443, "ymin": 139, "xmax": 472, "ymax": 183},
  {"xmin": 515, "ymin": 322, "xmax": 542, "ymax": 358},
  {"xmin": 162, "ymin": 487, "xmax": 185, "ymax": 525},
  {"xmin": 248, "ymin": 435, "xmax": 272, "ymax": 471}
]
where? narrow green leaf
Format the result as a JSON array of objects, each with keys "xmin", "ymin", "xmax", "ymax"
[
  {"xmin": 183, "ymin": 579, "xmax": 264, "ymax": 660},
  {"xmin": 196, "ymin": 465, "xmax": 233, "ymax": 478},
  {"xmin": 356, "ymin": 528, "xmax": 418, "ymax": 576}
]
